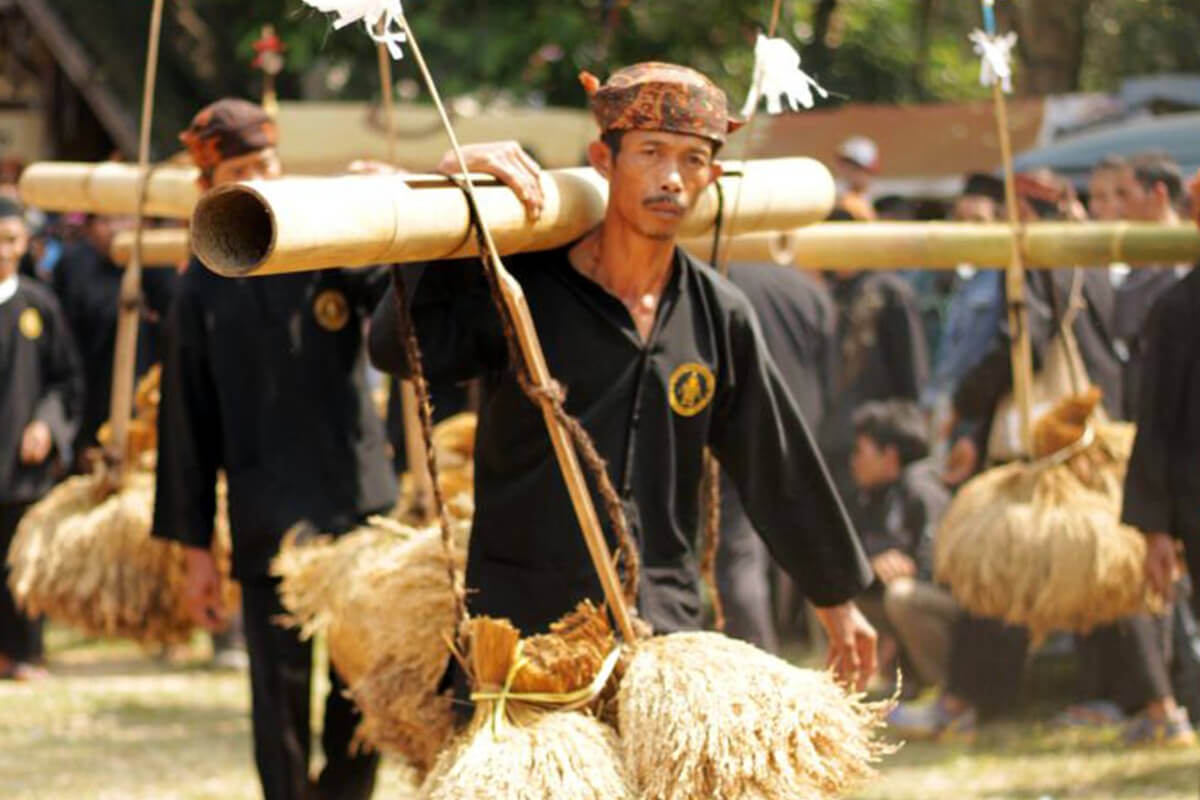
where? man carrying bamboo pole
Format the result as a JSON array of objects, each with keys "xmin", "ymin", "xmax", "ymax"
[
  {"xmin": 0, "ymin": 197, "xmax": 83, "ymax": 681},
  {"xmin": 151, "ymin": 97, "xmax": 401, "ymax": 800},
  {"xmin": 370, "ymin": 62, "xmax": 877, "ymax": 688}
]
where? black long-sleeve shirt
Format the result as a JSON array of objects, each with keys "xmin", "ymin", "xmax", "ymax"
[
  {"xmin": 1122, "ymin": 265, "xmax": 1200, "ymax": 553},
  {"xmin": 152, "ymin": 260, "xmax": 397, "ymax": 578},
  {"xmin": 0, "ymin": 277, "xmax": 84, "ymax": 503},
  {"xmin": 52, "ymin": 241, "xmax": 176, "ymax": 454},
  {"xmin": 369, "ymin": 245, "xmax": 871, "ymax": 635}
]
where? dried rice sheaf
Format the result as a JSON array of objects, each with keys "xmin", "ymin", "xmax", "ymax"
[
  {"xmin": 618, "ymin": 631, "xmax": 893, "ymax": 800},
  {"xmin": 935, "ymin": 393, "xmax": 1154, "ymax": 641},
  {"xmin": 418, "ymin": 610, "xmax": 632, "ymax": 799},
  {"xmin": 272, "ymin": 517, "xmax": 469, "ymax": 773},
  {"xmin": 6, "ymin": 471, "xmax": 232, "ymax": 645}
]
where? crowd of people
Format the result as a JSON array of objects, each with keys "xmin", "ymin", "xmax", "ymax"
[{"xmin": 1, "ymin": 64, "xmax": 1200, "ymax": 799}]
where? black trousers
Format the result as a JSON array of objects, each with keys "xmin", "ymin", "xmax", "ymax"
[
  {"xmin": 1078, "ymin": 613, "xmax": 1174, "ymax": 715},
  {"xmin": 715, "ymin": 474, "xmax": 778, "ymax": 653},
  {"xmin": 0, "ymin": 502, "xmax": 42, "ymax": 664},
  {"xmin": 946, "ymin": 613, "xmax": 1029, "ymax": 718},
  {"xmin": 241, "ymin": 576, "xmax": 378, "ymax": 800}
]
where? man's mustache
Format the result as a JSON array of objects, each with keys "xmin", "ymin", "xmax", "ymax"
[{"xmin": 642, "ymin": 194, "xmax": 686, "ymax": 211}]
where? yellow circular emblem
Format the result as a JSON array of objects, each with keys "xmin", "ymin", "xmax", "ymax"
[
  {"xmin": 18, "ymin": 307, "xmax": 43, "ymax": 340},
  {"xmin": 668, "ymin": 362, "xmax": 716, "ymax": 417},
  {"xmin": 313, "ymin": 289, "xmax": 350, "ymax": 332}
]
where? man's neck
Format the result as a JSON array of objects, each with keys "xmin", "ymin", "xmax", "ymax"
[{"xmin": 573, "ymin": 217, "xmax": 676, "ymax": 301}]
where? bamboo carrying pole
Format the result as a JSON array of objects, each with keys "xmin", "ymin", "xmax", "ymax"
[
  {"xmin": 19, "ymin": 162, "xmax": 199, "ymax": 219},
  {"xmin": 106, "ymin": 0, "xmax": 165, "ymax": 477},
  {"xmin": 110, "ymin": 228, "xmax": 191, "ymax": 266},
  {"xmin": 680, "ymin": 221, "xmax": 1200, "ymax": 269},
  {"xmin": 117, "ymin": 221, "xmax": 1200, "ymax": 271},
  {"xmin": 190, "ymin": 158, "xmax": 836, "ymax": 277}
]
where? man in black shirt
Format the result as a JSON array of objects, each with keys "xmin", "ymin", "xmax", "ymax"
[
  {"xmin": 52, "ymin": 214, "xmax": 175, "ymax": 462},
  {"xmin": 153, "ymin": 98, "xmax": 401, "ymax": 800},
  {"xmin": 370, "ymin": 62, "xmax": 876, "ymax": 687},
  {"xmin": 0, "ymin": 198, "xmax": 84, "ymax": 680}
]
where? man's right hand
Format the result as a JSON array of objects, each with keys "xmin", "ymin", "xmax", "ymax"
[
  {"xmin": 871, "ymin": 549, "xmax": 917, "ymax": 584},
  {"xmin": 1144, "ymin": 531, "xmax": 1177, "ymax": 602},
  {"xmin": 184, "ymin": 546, "xmax": 228, "ymax": 633},
  {"xmin": 437, "ymin": 141, "xmax": 544, "ymax": 221}
]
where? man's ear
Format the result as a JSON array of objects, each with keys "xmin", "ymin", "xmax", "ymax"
[
  {"xmin": 708, "ymin": 160, "xmax": 724, "ymax": 185},
  {"xmin": 587, "ymin": 139, "xmax": 613, "ymax": 180}
]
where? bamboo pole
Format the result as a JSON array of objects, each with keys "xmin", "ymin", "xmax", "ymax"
[
  {"xmin": 680, "ymin": 221, "xmax": 1200, "ymax": 269},
  {"xmin": 191, "ymin": 158, "xmax": 836, "ymax": 277},
  {"xmin": 106, "ymin": 0, "xmax": 165, "ymax": 479},
  {"xmin": 117, "ymin": 220, "xmax": 1200, "ymax": 271},
  {"xmin": 110, "ymin": 228, "xmax": 191, "ymax": 266},
  {"xmin": 19, "ymin": 162, "xmax": 199, "ymax": 218}
]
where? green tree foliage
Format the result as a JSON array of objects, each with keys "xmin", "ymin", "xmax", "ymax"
[{"xmin": 178, "ymin": 0, "xmax": 1200, "ymax": 110}]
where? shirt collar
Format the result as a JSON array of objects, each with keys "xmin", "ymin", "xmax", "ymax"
[{"xmin": 0, "ymin": 274, "xmax": 17, "ymax": 307}]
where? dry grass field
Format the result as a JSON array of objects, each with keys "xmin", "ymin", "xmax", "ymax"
[{"xmin": 1, "ymin": 628, "xmax": 1197, "ymax": 799}]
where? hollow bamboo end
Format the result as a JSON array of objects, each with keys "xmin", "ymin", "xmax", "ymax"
[{"xmin": 191, "ymin": 184, "xmax": 276, "ymax": 277}]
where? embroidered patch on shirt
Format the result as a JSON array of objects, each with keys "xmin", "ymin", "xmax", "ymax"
[
  {"xmin": 668, "ymin": 362, "xmax": 715, "ymax": 417},
  {"xmin": 313, "ymin": 289, "xmax": 350, "ymax": 332},
  {"xmin": 18, "ymin": 307, "xmax": 43, "ymax": 340}
]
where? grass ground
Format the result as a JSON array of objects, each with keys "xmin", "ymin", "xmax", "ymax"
[{"xmin": 2, "ymin": 628, "xmax": 1197, "ymax": 799}]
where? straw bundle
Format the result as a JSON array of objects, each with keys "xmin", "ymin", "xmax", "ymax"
[
  {"xmin": 617, "ymin": 632, "xmax": 893, "ymax": 800},
  {"xmin": 418, "ymin": 607, "xmax": 632, "ymax": 799},
  {"xmin": 934, "ymin": 391, "xmax": 1154, "ymax": 641},
  {"xmin": 96, "ymin": 365, "xmax": 162, "ymax": 471},
  {"xmin": 395, "ymin": 412, "xmax": 477, "ymax": 523},
  {"xmin": 272, "ymin": 516, "xmax": 469, "ymax": 772},
  {"xmin": 5, "ymin": 472, "xmax": 225, "ymax": 645}
]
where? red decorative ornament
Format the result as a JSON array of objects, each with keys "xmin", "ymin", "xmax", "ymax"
[{"xmin": 252, "ymin": 25, "xmax": 286, "ymax": 76}]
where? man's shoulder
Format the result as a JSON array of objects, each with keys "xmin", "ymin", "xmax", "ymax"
[
  {"xmin": 15, "ymin": 276, "xmax": 66, "ymax": 314},
  {"xmin": 900, "ymin": 458, "xmax": 950, "ymax": 504}
]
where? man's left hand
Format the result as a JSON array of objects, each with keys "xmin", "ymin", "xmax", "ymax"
[
  {"xmin": 19, "ymin": 421, "xmax": 52, "ymax": 465},
  {"xmin": 813, "ymin": 601, "xmax": 877, "ymax": 692}
]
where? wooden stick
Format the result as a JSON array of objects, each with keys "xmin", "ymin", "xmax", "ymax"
[
  {"xmin": 105, "ymin": 0, "xmax": 165, "ymax": 480},
  {"xmin": 376, "ymin": 22, "xmax": 433, "ymax": 521},
  {"xmin": 993, "ymin": 80, "xmax": 1035, "ymax": 457},
  {"xmin": 397, "ymin": 14, "xmax": 637, "ymax": 643}
]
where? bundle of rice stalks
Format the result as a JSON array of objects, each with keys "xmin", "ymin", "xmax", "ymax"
[
  {"xmin": 272, "ymin": 516, "xmax": 469, "ymax": 772},
  {"xmin": 96, "ymin": 365, "xmax": 162, "ymax": 471},
  {"xmin": 395, "ymin": 412, "xmax": 478, "ymax": 523},
  {"xmin": 934, "ymin": 390, "xmax": 1155, "ymax": 641},
  {"xmin": 418, "ymin": 606, "xmax": 632, "ymax": 799},
  {"xmin": 617, "ymin": 632, "xmax": 892, "ymax": 800},
  {"xmin": 6, "ymin": 470, "xmax": 231, "ymax": 645}
]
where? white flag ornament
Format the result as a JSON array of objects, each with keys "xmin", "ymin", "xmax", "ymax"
[
  {"xmin": 740, "ymin": 33, "xmax": 829, "ymax": 117},
  {"xmin": 969, "ymin": 29, "xmax": 1018, "ymax": 94},
  {"xmin": 303, "ymin": 0, "xmax": 408, "ymax": 59}
]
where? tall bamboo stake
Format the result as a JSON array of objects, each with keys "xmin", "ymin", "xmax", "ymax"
[
  {"xmin": 986, "ymin": 5, "xmax": 1035, "ymax": 458},
  {"xmin": 376, "ymin": 25, "xmax": 433, "ymax": 520},
  {"xmin": 397, "ymin": 15, "xmax": 637, "ymax": 643},
  {"xmin": 105, "ymin": 0, "xmax": 165, "ymax": 482}
]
